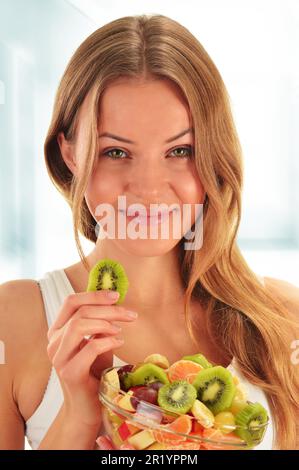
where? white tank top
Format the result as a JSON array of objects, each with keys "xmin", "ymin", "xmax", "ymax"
[{"xmin": 25, "ymin": 269, "xmax": 275, "ymax": 450}]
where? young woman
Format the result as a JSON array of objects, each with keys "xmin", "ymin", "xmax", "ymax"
[{"xmin": 0, "ymin": 14, "xmax": 298, "ymax": 450}]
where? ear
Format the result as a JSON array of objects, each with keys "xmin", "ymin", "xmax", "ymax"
[{"xmin": 57, "ymin": 131, "xmax": 78, "ymax": 176}]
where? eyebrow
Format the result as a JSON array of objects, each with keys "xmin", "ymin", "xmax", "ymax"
[{"xmin": 98, "ymin": 127, "xmax": 194, "ymax": 144}]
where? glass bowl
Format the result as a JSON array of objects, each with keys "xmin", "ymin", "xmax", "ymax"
[{"xmin": 98, "ymin": 366, "xmax": 269, "ymax": 450}]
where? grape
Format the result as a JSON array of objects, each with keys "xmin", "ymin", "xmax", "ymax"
[
  {"xmin": 130, "ymin": 386, "xmax": 158, "ymax": 409},
  {"xmin": 130, "ymin": 385, "xmax": 146, "ymax": 393},
  {"xmin": 149, "ymin": 381, "xmax": 164, "ymax": 392},
  {"xmin": 118, "ymin": 365, "xmax": 134, "ymax": 374}
]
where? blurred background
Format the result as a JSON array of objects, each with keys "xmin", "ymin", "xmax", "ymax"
[{"xmin": 0, "ymin": 0, "xmax": 298, "ymax": 286}]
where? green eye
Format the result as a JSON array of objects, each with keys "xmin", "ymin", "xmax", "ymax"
[
  {"xmin": 169, "ymin": 146, "xmax": 193, "ymax": 159},
  {"xmin": 102, "ymin": 148, "xmax": 127, "ymax": 159},
  {"xmin": 101, "ymin": 145, "xmax": 194, "ymax": 160}
]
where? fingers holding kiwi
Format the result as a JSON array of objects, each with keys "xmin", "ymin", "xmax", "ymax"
[{"xmin": 87, "ymin": 258, "xmax": 129, "ymax": 305}]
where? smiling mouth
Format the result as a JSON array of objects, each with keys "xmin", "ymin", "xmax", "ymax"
[{"xmin": 118, "ymin": 209, "xmax": 175, "ymax": 225}]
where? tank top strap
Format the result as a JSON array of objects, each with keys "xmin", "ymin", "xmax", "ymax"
[{"xmin": 37, "ymin": 269, "xmax": 74, "ymax": 328}]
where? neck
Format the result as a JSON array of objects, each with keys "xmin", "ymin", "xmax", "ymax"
[{"xmin": 89, "ymin": 240, "xmax": 185, "ymax": 310}]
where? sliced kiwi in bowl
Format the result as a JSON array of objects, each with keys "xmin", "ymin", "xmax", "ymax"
[
  {"xmin": 87, "ymin": 258, "xmax": 129, "ymax": 304},
  {"xmin": 234, "ymin": 402, "xmax": 269, "ymax": 447},
  {"xmin": 157, "ymin": 380, "xmax": 197, "ymax": 415},
  {"xmin": 130, "ymin": 363, "xmax": 170, "ymax": 387},
  {"xmin": 182, "ymin": 353, "xmax": 213, "ymax": 369},
  {"xmin": 192, "ymin": 365, "xmax": 236, "ymax": 414}
]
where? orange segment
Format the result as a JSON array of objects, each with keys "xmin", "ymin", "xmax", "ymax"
[
  {"xmin": 201, "ymin": 428, "xmax": 245, "ymax": 450},
  {"xmin": 153, "ymin": 414, "xmax": 192, "ymax": 445},
  {"xmin": 167, "ymin": 360, "xmax": 204, "ymax": 384},
  {"xmin": 192, "ymin": 420, "xmax": 205, "ymax": 435}
]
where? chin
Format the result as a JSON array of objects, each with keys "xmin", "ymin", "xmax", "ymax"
[{"xmin": 114, "ymin": 238, "xmax": 180, "ymax": 257}]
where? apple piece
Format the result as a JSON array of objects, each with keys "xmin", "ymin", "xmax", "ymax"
[
  {"xmin": 117, "ymin": 391, "xmax": 136, "ymax": 412},
  {"xmin": 118, "ymin": 422, "xmax": 131, "ymax": 441},
  {"xmin": 118, "ymin": 421, "xmax": 140, "ymax": 441},
  {"xmin": 107, "ymin": 408, "xmax": 124, "ymax": 427},
  {"xmin": 127, "ymin": 429, "xmax": 156, "ymax": 450},
  {"xmin": 146, "ymin": 441, "xmax": 167, "ymax": 450},
  {"xmin": 104, "ymin": 368, "xmax": 120, "ymax": 397},
  {"xmin": 110, "ymin": 428, "xmax": 124, "ymax": 448}
]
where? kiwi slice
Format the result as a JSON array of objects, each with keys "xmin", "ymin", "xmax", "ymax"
[
  {"xmin": 158, "ymin": 380, "xmax": 197, "ymax": 414},
  {"xmin": 234, "ymin": 402, "xmax": 268, "ymax": 447},
  {"xmin": 192, "ymin": 366, "xmax": 236, "ymax": 414},
  {"xmin": 130, "ymin": 363, "xmax": 169, "ymax": 387},
  {"xmin": 87, "ymin": 258, "xmax": 129, "ymax": 304},
  {"xmin": 182, "ymin": 353, "xmax": 213, "ymax": 369}
]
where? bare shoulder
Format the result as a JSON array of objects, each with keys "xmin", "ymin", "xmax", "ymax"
[
  {"xmin": 0, "ymin": 279, "xmax": 49, "ymax": 387},
  {"xmin": 0, "ymin": 278, "xmax": 43, "ymax": 311},
  {"xmin": 0, "ymin": 279, "xmax": 46, "ymax": 363},
  {"xmin": 264, "ymin": 276, "xmax": 299, "ymax": 318},
  {"xmin": 0, "ymin": 279, "xmax": 47, "ymax": 449}
]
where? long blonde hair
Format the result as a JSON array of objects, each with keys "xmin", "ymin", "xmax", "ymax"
[{"xmin": 44, "ymin": 14, "xmax": 299, "ymax": 449}]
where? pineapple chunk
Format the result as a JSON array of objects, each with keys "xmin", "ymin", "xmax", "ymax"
[{"xmin": 128, "ymin": 430, "xmax": 156, "ymax": 450}]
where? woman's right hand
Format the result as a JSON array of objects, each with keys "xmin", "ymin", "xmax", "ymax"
[{"xmin": 46, "ymin": 289, "xmax": 138, "ymax": 428}]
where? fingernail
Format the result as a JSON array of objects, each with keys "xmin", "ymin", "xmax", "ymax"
[
  {"xmin": 107, "ymin": 290, "xmax": 119, "ymax": 299},
  {"xmin": 126, "ymin": 310, "xmax": 138, "ymax": 318},
  {"xmin": 113, "ymin": 325, "xmax": 122, "ymax": 332}
]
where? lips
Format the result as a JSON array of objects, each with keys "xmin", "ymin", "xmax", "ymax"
[
  {"xmin": 118, "ymin": 208, "xmax": 175, "ymax": 226},
  {"xmin": 130, "ymin": 211, "xmax": 171, "ymax": 218},
  {"xmin": 119, "ymin": 208, "xmax": 175, "ymax": 218}
]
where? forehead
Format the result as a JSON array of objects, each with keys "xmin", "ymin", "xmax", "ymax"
[{"xmin": 97, "ymin": 78, "xmax": 192, "ymax": 137}]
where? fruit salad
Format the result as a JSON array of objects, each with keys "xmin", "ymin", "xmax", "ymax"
[{"xmin": 98, "ymin": 353, "xmax": 269, "ymax": 450}]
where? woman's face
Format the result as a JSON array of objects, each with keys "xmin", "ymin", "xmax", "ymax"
[{"xmin": 74, "ymin": 78, "xmax": 205, "ymax": 256}]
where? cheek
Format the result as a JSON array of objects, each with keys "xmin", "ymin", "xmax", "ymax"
[
  {"xmin": 85, "ymin": 166, "xmax": 123, "ymax": 215},
  {"xmin": 175, "ymin": 169, "xmax": 205, "ymax": 205},
  {"xmin": 174, "ymin": 169, "xmax": 205, "ymax": 233}
]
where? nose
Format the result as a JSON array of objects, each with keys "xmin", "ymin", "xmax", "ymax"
[{"xmin": 126, "ymin": 157, "xmax": 169, "ymax": 199}]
